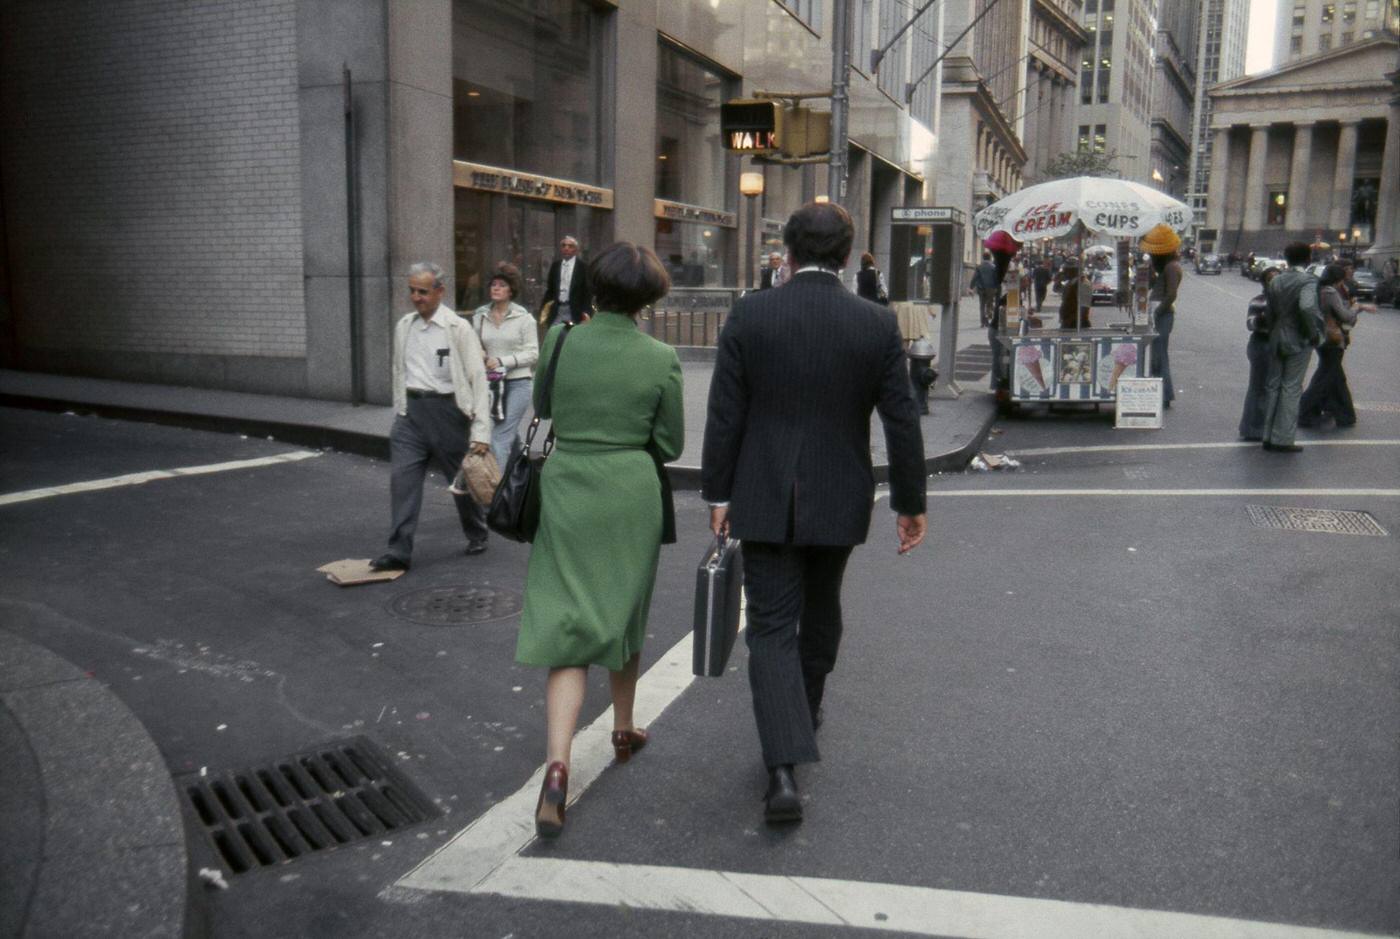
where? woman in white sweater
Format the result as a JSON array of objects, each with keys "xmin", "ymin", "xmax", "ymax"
[{"xmin": 470, "ymin": 263, "xmax": 540, "ymax": 465}]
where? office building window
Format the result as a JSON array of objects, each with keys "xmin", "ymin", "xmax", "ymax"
[
  {"xmin": 1343, "ymin": 0, "xmax": 1356, "ymax": 21},
  {"xmin": 1322, "ymin": 3, "xmax": 1334, "ymax": 21},
  {"xmin": 1267, "ymin": 191, "xmax": 1287, "ymax": 225},
  {"xmin": 1081, "ymin": 71, "xmax": 1094, "ymax": 103},
  {"xmin": 452, "ymin": 0, "xmax": 604, "ymax": 184},
  {"xmin": 1078, "ymin": 125, "xmax": 1091, "ymax": 152},
  {"xmin": 1319, "ymin": 33, "xmax": 1332, "ymax": 49},
  {"xmin": 779, "ymin": 0, "xmax": 822, "ymax": 31},
  {"xmin": 1342, "ymin": 29, "xmax": 1353, "ymax": 39},
  {"xmin": 1290, "ymin": 35, "xmax": 1303, "ymax": 52},
  {"xmin": 1093, "ymin": 125, "xmax": 1106, "ymax": 153},
  {"xmin": 1098, "ymin": 67, "xmax": 1111, "ymax": 102}
]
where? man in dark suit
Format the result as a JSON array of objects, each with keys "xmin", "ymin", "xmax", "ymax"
[
  {"xmin": 758, "ymin": 251, "xmax": 784, "ymax": 290},
  {"xmin": 539, "ymin": 235, "xmax": 591, "ymax": 326},
  {"xmin": 701, "ymin": 202, "xmax": 928, "ymax": 825}
]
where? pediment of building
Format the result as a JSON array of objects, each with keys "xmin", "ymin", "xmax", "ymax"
[{"xmin": 1212, "ymin": 37, "xmax": 1396, "ymax": 98}]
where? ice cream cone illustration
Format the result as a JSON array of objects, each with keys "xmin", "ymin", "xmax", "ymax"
[
  {"xmin": 1108, "ymin": 342, "xmax": 1138, "ymax": 391},
  {"xmin": 1017, "ymin": 343, "xmax": 1046, "ymax": 391}
]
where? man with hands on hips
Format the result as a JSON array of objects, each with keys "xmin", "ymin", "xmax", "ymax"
[
  {"xmin": 371, "ymin": 262, "xmax": 492, "ymax": 572},
  {"xmin": 701, "ymin": 201, "xmax": 928, "ymax": 826}
]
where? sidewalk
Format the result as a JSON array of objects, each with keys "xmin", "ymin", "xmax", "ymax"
[
  {"xmin": 0, "ymin": 629, "xmax": 197, "ymax": 939},
  {"xmin": 1, "ymin": 337, "xmax": 997, "ymax": 487}
]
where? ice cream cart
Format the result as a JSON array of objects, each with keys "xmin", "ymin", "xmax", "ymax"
[{"xmin": 973, "ymin": 177, "xmax": 1191, "ymax": 418}]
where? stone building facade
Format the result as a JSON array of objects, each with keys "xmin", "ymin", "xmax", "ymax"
[
  {"xmin": 1020, "ymin": 0, "xmax": 1090, "ymax": 183},
  {"xmin": 1204, "ymin": 36, "xmax": 1398, "ymax": 261},
  {"xmin": 1149, "ymin": 1, "xmax": 1198, "ymax": 200},
  {"xmin": 0, "ymin": 0, "xmax": 944, "ymax": 401},
  {"xmin": 1273, "ymin": 0, "xmax": 1399, "ymax": 64}
]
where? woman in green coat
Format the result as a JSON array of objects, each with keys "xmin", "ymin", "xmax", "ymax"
[{"xmin": 519, "ymin": 242, "xmax": 684, "ymax": 838}]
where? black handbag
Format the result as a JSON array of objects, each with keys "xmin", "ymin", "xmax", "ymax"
[
  {"xmin": 485, "ymin": 323, "xmax": 573, "ymax": 542},
  {"xmin": 692, "ymin": 534, "xmax": 743, "ymax": 677}
]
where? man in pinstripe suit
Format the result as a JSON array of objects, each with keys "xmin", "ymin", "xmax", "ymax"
[{"xmin": 701, "ymin": 201, "xmax": 928, "ymax": 824}]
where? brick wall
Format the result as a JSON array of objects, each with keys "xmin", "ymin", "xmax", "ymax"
[{"xmin": 1, "ymin": 0, "xmax": 306, "ymax": 362}]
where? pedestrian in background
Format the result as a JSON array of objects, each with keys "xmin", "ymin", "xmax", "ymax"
[
  {"xmin": 1142, "ymin": 225, "xmax": 1182, "ymax": 408},
  {"xmin": 971, "ymin": 251, "xmax": 999, "ymax": 326},
  {"xmin": 855, "ymin": 251, "xmax": 887, "ymax": 305},
  {"xmin": 1238, "ymin": 265, "xmax": 1280, "ymax": 441},
  {"xmin": 517, "ymin": 242, "xmax": 684, "ymax": 839},
  {"xmin": 539, "ymin": 235, "xmax": 591, "ymax": 328},
  {"xmin": 469, "ymin": 262, "xmax": 539, "ymax": 467},
  {"xmin": 1298, "ymin": 263, "xmax": 1365, "ymax": 429},
  {"xmin": 760, "ymin": 252, "xmax": 785, "ymax": 290},
  {"xmin": 1259, "ymin": 241, "xmax": 1324, "ymax": 453},
  {"xmin": 1032, "ymin": 257, "xmax": 1052, "ymax": 313},
  {"xmin": 701, "ymin": 202, "xmax": 927, "ymax": 826},
  {"xmin": 371, "ymin": 262, "xmax": 491, "ymax": 572}
]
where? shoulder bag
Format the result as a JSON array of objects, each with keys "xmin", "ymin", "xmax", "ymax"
[{"xmin": 486, "ymin": 323, "xmax": 573, "ymax": 542}]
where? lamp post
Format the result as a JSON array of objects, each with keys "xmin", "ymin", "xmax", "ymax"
[{"xmin": 740, "ymin": 171, "xmax": 765, "ymax": 289}]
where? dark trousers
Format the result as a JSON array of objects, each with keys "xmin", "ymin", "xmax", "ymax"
[
  {"xmin": 1151, "ymin": 306, "xmax": 1175, "ymax": 404},
  {"xmin": 1298, "ymin": 344, "xmax": 1355, "ymax": 426},
  {"xmin": 1238, "ymin": 333, "xmax": 1270, "ymax": 438},
  {"xmin": 1034, "ymin": 283, "xmax": 1048, "ymax": 312},
  {"xmin": 386, "ymin": 396, "xmax": 488, "ymax": 562},
  {"xmin": 741, "ymin": 541, "xmax": 854, "ymax": 768}
]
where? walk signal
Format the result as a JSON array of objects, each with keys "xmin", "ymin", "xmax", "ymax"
[{"xmin": 721, "ymin": 100, "xmax": 780, "ymax": 153}]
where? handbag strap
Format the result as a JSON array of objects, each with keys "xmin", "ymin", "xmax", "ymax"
[{"xmin": 522, "ymin": 322, "xmax": 574, "ymax": 451}]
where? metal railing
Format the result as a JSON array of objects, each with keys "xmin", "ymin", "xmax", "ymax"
[{"xmin": 639, "ymin": 287, "xmax": 742, "ymax": 347}]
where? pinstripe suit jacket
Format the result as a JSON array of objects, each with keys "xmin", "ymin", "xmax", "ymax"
[{"xmin": 701, "ymin": 270, "xmax": 927, "ymax": 546}]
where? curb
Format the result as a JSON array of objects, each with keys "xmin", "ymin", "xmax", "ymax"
[
  {"xmin": 1, "ymin": 389, "xmax": 995, "ymax": 491},
  {"xmin": 0, "ymin": 629, "xmax": 202, "ymax": 939}
]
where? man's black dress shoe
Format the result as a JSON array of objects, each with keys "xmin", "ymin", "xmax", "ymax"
[
  {"xmin": 810, "ymin": 706, "xmax": 824, "ymax": 732},
  {"xmin": 1263, "ymin": 442, "xmax": 1303, "ymax": 453},
  {"xmin": 763, "ymin": 765, "xmax": 802, "ymax": 824},
  {"xmin": 369, "ymin": 554, "xmax": 409, "ymax": 572},
  {"xmin": 464, "ymin": 541, "xmax": 487, "ymax": 556}
]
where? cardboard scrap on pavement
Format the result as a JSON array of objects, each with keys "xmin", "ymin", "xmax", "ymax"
[{"xmin": 317, "ymin": 559, "xmax": 404, "ymax": 586}]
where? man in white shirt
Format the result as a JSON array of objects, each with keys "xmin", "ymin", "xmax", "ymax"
[
  {"xmin": 539, "ymin": 236, "xmax": 591, "ymax": 326},
  {"xmin": 371, "ymin": 262, "xmax": 492, "ymax": 571}
]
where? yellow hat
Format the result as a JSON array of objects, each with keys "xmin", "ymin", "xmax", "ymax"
[{"xmin": 1140, "ymin": 223, "xmax": 1181, "ymax": 255}]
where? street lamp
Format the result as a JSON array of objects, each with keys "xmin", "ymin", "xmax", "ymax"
[{"xmin": 740, "ymin": 171, "xmax": 764, "ymax": 289}]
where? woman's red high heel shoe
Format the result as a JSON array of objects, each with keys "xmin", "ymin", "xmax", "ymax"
[
  {"xmin": 611, "ymin": 728, "xmax": 649, "ymax": 764},
  {"xmin": 535, "ymin": 761, "xmax": 568, "ymax": 838}
]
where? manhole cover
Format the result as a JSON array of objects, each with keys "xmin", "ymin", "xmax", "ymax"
[
  {"xmin": 1246, "ymin": 505, "xmax": 1388, "ymax": 536},
  {"xmin": 1353, "ymin": 401, "xmax": 1400, "ymax": 413},
  {"xmin": 177, "ymin": 736, "xmax": 439, "ymax": 875},
  {"xmin": 388, "ymin": 584, "xmax": 523, "ymax": 626}
]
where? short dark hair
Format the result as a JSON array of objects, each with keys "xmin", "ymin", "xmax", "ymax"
[
  {"xmin": 982, "ymin": 251, "xmax": 991, "ymax": 260},
  {"xmin": 784, "ymin": 202, "xmax": 853, "ymax": 270},
  {"xmin": 588, "ymin": 241, "xmax": 670, "ymax": 316},
  {"xmin": 860, "ymin": 251, "xmax": 875, "ymax": 269},
  {"xmin": 1319, "ymin": 263, "xmax": 1346, "ymax": 287},
  {"xmin": 1283, "ymin": 241, "xmax": 1310, "ymax": 267},
  {"xmin": 489, "ymin": 261, "xmax": 521, "ymax": 299}
]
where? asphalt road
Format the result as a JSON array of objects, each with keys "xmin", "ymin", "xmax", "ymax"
[{"xmin": 1, "ymin": 268, "xmax": 1397, "ymax": 938}]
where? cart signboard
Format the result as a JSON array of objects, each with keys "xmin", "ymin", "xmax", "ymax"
[{"xmin": 1115, "ymin": 378, "xmax": 1164, "ymax": 428}]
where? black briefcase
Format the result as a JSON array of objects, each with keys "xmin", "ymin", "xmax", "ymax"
[{"xmin": 693, "ymin": 535, "xmax": 743, "ymax": 677}]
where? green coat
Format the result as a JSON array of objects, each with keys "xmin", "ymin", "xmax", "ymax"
[{"xmin": 516, "ymin": 313, "xmax": 685, "ymax": 670}]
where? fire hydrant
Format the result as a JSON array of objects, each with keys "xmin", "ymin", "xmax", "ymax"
[{"xmin": 906, "ymin": 337, "xmax": 937, "ymax": 415}]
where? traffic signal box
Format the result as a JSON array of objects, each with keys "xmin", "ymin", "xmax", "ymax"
[{"xmin": 721, "ymin": 99, "xmax": 831, "ymax": 159}]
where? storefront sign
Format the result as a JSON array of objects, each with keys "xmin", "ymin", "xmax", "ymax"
[
  {"xmin": 653, "ymin": 199, "xmax": 737, "ymax": 229},
  {"xmin": 453, "ymin": 161, "xmax": 614, "ymax": 209},
  {"xmin": 891, "ymin": 206, "xmax": 962, "ymax": 222},
  {"xmin": 1115, "ymin": 378, "xmax": 1164, "ymax": 429}
]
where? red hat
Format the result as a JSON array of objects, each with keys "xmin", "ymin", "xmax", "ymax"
[{"xmin": 985, "ymin": 230, "xmax": 1021, "ymax": 255}]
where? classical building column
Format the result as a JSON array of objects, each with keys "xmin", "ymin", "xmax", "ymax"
[
  {"xmin": 1205, "ymin": 126, "xmax": 1231, "ymax": 231},
  {"xmin": 1374, "ymin": 109, "xmax": 1399, "ymax": 251},
  {"xmin": 1329, "ymin": 120, "xmax": 1360, "ymax": 232},
  {"xmin": 1284, "ymin": 122, "xmax": 1314, "ymax": 233},
  {"xmin": 1242, "ymin": 123, "xmax": 1270, "ymax": 233}
]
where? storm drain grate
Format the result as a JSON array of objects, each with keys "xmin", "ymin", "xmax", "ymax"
[
  {"xmin": 1246, "ymin": 505, "xmax": 1388, "ymax": 536},
  {"xmin": 388, "ymin": 584, "xmax": 523, "ymax": 626},
  {"xmin": 1353, "ymin": 401, "xmax": 1400, "ymax": 413},
  {"xmin": 179, "ymin": 736, "xmax": 439, "ymax": 875}
]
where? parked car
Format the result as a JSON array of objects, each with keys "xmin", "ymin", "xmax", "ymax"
[
  {"xmin": 1374, "ymin": 275, "xmax": 1400, "ymax": 308},
  {"xmin": 1090, "ymin": 266, "xmax": 1118, "ymax": 305},
  {"xmin": 1195, "ymin": 253, "xmax": 1222, "ymax": 274},
  {"xmin": 1350, "ymin": 268, "xmax": 1379, "ymax": 301}
]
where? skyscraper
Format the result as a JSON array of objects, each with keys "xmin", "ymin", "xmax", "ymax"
[
  {"xmin": 1274, "ymin": 0, "xmax": 1400, "ymax": 64},
  {"xmin": 1072, "ymin": 0, "xmax": 1157, "ymax": 185},
  {"xmin": 1185, "ymin": 0, "xmax": 1249, "ymax": 235},
  {"xmin": 1150, "ymin": 0, "xmax": 1200, "ymax": 198}
]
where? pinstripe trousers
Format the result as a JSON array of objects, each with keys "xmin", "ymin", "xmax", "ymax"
[{"xmin": 741, "ymin": 542, "xmax": 854, "ymax": 768}]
